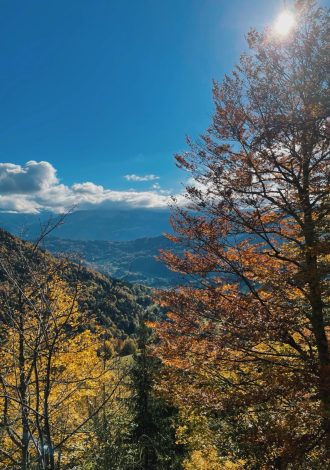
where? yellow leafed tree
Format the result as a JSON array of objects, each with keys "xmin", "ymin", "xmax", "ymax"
[{"xmin": 0, "ymin": 255, "xmax": 120, "ymax": 470}]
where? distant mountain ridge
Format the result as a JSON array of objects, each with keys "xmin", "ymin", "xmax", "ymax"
[
  {"xmin": 43, "ymin": 235, "xmax": 183, "ymax": 287},
  {"xmin": 0, "ymin": 209, "xmax": 182, "ymax": 288},
  {"xmin": 0, "ymin": 208, "xmax": 172, "ymax": 241}
]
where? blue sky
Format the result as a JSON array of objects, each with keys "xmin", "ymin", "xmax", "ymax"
[{"xmin": 1, "ymin": 0, "xmax": 325, "ymax": 213}]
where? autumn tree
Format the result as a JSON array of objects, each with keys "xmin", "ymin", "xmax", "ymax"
[
  {"xmin": 0, "ymin": 233, "xmax": 123, "ymax": 469},
  {"xmin": 154, "ymin": 1, "xmax": 329, "ymax": 468}
]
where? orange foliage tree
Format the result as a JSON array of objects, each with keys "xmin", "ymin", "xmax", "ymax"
[{"xmin": 153, "ymin": 1, "xmax": 329, "ymax": 467}]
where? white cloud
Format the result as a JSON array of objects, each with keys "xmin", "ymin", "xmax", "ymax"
[
  {"xmin": 0, "ymin": 195, "xmax": 42, "ymax": 214},
  {"xmin": 124, "ymin": 174, "xmax": 160, "ymax": 182},
  {"xmin": 0, "ymin": 161, "xmax": 173, "ymax": 213},
  {"xmin": 0, "ymin": 161, "xmax": 58, "ymax": 194}
]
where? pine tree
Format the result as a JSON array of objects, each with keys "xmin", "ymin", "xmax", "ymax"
[{"xmin": 129, "ymin": 324, "xmax": 184, "ymax": 470}]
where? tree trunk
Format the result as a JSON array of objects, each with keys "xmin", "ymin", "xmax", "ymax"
[
  {"xmin": 19, "ymin": 311, "xmax": 30, "ymax": 470},
  {"xmin": 303, "ymin": 197, "xmax": 330, "ymax": 441}
]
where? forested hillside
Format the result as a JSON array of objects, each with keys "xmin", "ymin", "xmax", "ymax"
[{"xmin": 0, "ymin": 229, "xmax": 158, "ymax": 338}]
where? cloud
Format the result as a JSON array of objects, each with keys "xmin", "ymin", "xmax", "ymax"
[
  {"xmin": 124, "ymin": 174, "xmax": 160, "ymax": 182},
  {"xmin": 0, "ymin": 161, "xmax": 58, "ymax": 194},
  {"xmin": 0, "ymin": 195, "xmax": 42, "ymax": 214},
  {"xmin": 0, "ymin": 161, "xmax": 172, "ymax": 213}
]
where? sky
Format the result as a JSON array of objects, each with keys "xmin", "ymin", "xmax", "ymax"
[{"xmin": 0, "ymin": 0, "xmax": 325, "ymax": 213}]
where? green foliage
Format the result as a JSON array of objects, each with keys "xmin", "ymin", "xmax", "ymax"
[
  {"xmin": 83, "ymin": 392, "xmax": 136, "ymax": 470},
  {"xmin": 119, "ymin": 338, "xmax": 137, "ymax": 357},
  {"xmin": 129, "ymin": 325, "xmax": 185, "ymax": 470}
]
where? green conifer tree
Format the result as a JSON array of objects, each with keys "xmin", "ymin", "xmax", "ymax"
[{"xmin": 130, "ymin": 324, "xmax": 184, "ymax": 470}]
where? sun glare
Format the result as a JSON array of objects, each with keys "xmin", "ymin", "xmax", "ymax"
[{"xmin": 274, "ymin": 10, "xmax": 296, "ymax": 37}]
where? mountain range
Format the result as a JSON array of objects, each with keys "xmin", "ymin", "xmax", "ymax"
[
  {"xmin": 0, "ymin": 209, "xmax": 181, "ymax": 287},
  {"xmin": 43, "ymin": 235, "xmax": 183, "ymax": 287},
  {"xmin": 0, "ymin": 208, "xmax": 172, "ymax": 241}
]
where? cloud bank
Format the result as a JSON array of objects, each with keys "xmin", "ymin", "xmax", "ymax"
[{"xmin": 0, "ymin": 161, "xmax": 173, "ymax": 213}]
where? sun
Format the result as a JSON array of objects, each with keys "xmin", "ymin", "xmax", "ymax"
[{"xmin": 274, "ymin": 10, "xmax": 296, "ymax": 37}]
